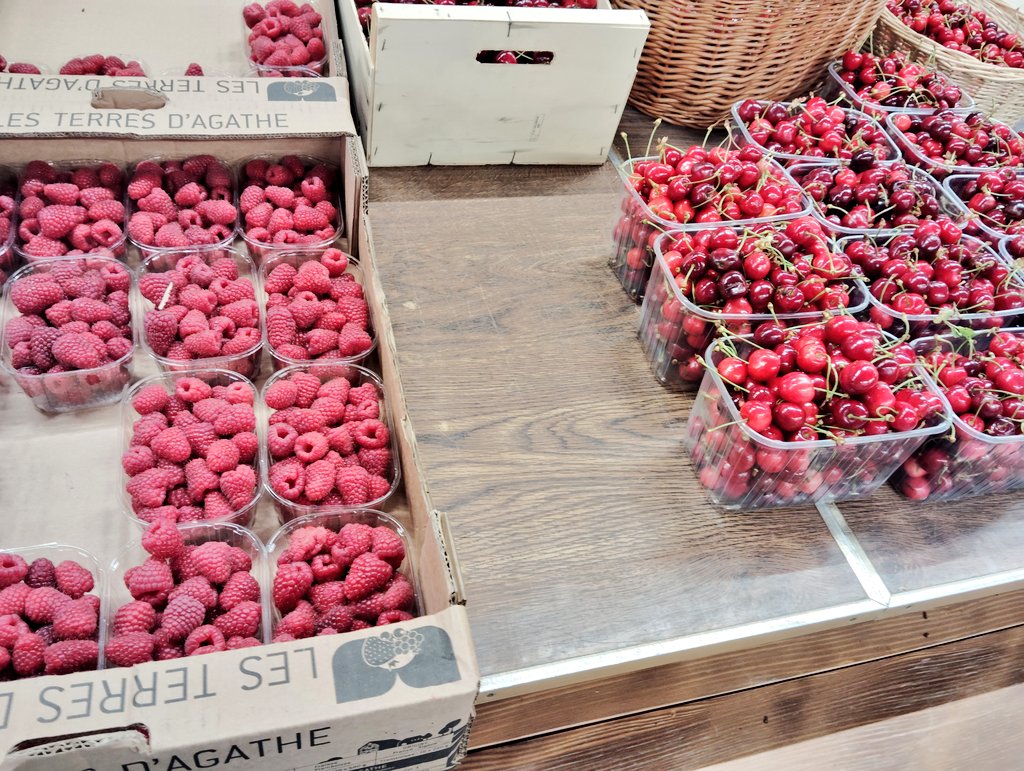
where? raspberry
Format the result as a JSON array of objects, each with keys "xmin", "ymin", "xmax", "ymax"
[
  {"xmin": 232, "ymin": 431, "xmax": 259, "ymax": 462},
  {"xmin": 24, "ymin": 558, "xmax": 56, "ymax": 589},
  {"xmin": 42, "ymin": 184, "xmax": 80, "ymax": 206},
  {"xmin": 370, "ymin": 527, "xmax": 406, "ymax": 569},
  {"xmin": 380, "ymin": 573, "xmax": 415, "ymax": 612},
  {"xmin": 378, "ymin": 610, "xmax": 414, "ymax": 626},
  {"xmin": 219, "ymin": 571, "xmax": 260, "ymax": 611},
  {"xmin": 239, "ymin": 185, "xmax": 265, "ymax": 212},
  {"xmin": 309, "ymin": 581, "xmax": 346, "ymax": 613},
  {"xmin": 0, "ymin": 583, "xmax": 31, "ymax": 616},
  {"xmin": 345, "ymin": 400, "xmax": 380, "ymax": 423},
  {"xmin": 160, "ymin": 595, "xmax": 206, "ymax": 640},
  {"xmin": 12, "ymin": 633, "xmax": 46, "ymax": 676},
  {"xmin": 351, "ymin": 419, "xmax": 389, "ymax": 450},
  {"xmin": 316, "ymin": 376, "xmax": 351, "ymax": 403},
  {"xmin": 184, "ymin": 625, "xmax": 226, "ymax": 656},
  {"xmin": 226, "ymin": 636, "xmax": 262, "ymax": 649},
  {"xmin": 266, "ymin": 305, "xmax": 297, "ymax": 348},
  {"xmin": 220, "ymin": 465, "xmax": 257, "ymax": 509},
  {"xmin": 53, "ymin": 598, "xmax": 99, "ymax": 640},
  {"xmin": 204, "ymin": 491, "xmax": 234, "ymax": 520},
  {"xmin": 200, "ymin": 439, "xmax": 238, "ymax": 475},
  {"xmin": 190, "ymin": 542, "xmax": 234, "ymax": 585},
  {"xmin": 279, "ymin": 526, "xmax": 336, "ymax": 563},
  {"xmin": 293, "ymin": 431, "xmax": 329, "ymax": 463},
  {"xmin": 0, "ymin": 614, "xmax": 29, "ymax": 648},
  {"xmin": 273, "ymin": 561, "xmax": 313, "ymax": 613},
  {"xmin": 210, "ymin": 278, "xmax": 254, "ymax": 305},
  {"xmin": 23, "ymin": 587, "xmax": 71, "ymax": 624},
  {"xmin": 368, "ymin": 474, "xmax": 392, "ymax": 501},
  {"xmin": 214, "ymin": 600, "xmax": 262, "ymax": 638},
  {"xmin": 112, "ymin": 601, "xmax": 157, "ymax": 635},
  {"xmin": 106, "ymin": 632, "xmax": 155, "ymax": 667},
  {"xmin": 167, "ymin": 577, "xmax": 218, "ymax": 614},
  {"xmin": 55, "ymin": 561, "xmax": 94, "ymax": 599},
  {"xmin": 151, "ymin": 427, "xmax": 193, "ymax": 463},
  {"xmin": 144, "ymin": 310, "xmax": 178, "ymax": 356},
  {"xmin": 336, "ymin": 465, "xmax": 371, "ymax": 506},
  {"xmin": 316, "ymin": 604, "xmax": 354, "ymax": 634},
  {"xmin": 195, "ymin": 199, "xmax": 237, "ymax": 227},
  {"xmin": 264, "ymin": 263, "xmax": 297, "ymax": 294},
  {"xmin": 265, "ymin": 378, "xmax": 298, "ymax": 410},
  {"xmin": 178, "ymin": 308, "xmax": 210, "ymax": 337},
  {"xmin": 0, "ymin": 553, "xmax": 28, "ymax": 588},
  {"xmin": 176, "ymin": 376, "xmax": 213, "ymax": 403},
  {"xmin": 276, "ymin": 601, "xmax": 315, "ymax": 638},
  {"xmin": 126, "ymin": 559, "xmax": 175, "ymax": 604},
  {"xmin": 174, "ymin": 182, "xmax": 205, "ymax": 207},
  {"xmin": 269, "ymin": 459, "xmax": 304, "ymax": 500},
  {"xmin": 335, "ymin": 296, "xmax": 370, "ymax": 329},
  {"xmin": 264, "ymin": 185, "xmax": 295, "ymax": 209},
  {"xmin": 355, "ymin": 445, "xmax": 391, "ymax": 477},
  {"xmin": 142, "ymin": 519, "xmax": 185, "ymax": 560},
  {"xmin": 344, "ymin": 553, "xmax": 393, "ymax": 602},
  {"xmin": 42, "ymin": 639, "xmax": 98, "ymax": 675},
  {"xmin": 214, "ymin": 404, "xmax": 256, "ymax": 435},
  {"xmin": 294, "ymin": 261, "xmax": 331, "ymax": 294},
  {"xmin": 183, "ymin": 421, "xmax": 218, "ymax": 456},
  {"xmin": 217, "ymin": 382, "xmax": 255, "ymax": 405},
  {"xmin": 301, "ymin": 459, "xmax": 336, "ymax": 502}
]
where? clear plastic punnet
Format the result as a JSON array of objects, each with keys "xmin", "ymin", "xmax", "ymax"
[
  {"xmin": 610, "ymin": 153, "xmax": 812, "ymax": 302},
  {"xmin": 824, "ymin": 61, "xmax": 976, "ymax": 120},
  {"xmin": 892, "ymin": 328, "xmax": 1024, "ymax": 502},
  {"xmin": 126, "ymin": 155, "xmax": 239, "ymax": 260},
  {"xmin": 260, "ymin": 363, "xmax": 401, "ymax": 523},
  {"xmin": 686, "ymin": 335, "xmax": 950, "ymax": 510},
  {"xmin": 0, "ymin": 543, "xmax": 105, "ymax": 675},
  {"xmin": 637, "ymin": 229, "xmax": 869, "ymax": 389},
  {"xmin": 235, "ymin": 154, "xmax": 342, "ymax": 262},
  {"xmin": 259, "ymin": 248, "xmax": 376, "ymax": 371},
  {"xmin": 105, "ymin": 521, "xmax": 270, "ymax": 668},
  {"xmin": 120, "ymin": 368, "xmax": 262, "ymax": 529},
  {"xmin": 0, "ymin": 165, "xmax": 18, "ymax": 287},
  {"xmin": 242, "ymin": 0, "xmax": 329, "ymax": 78},
  {"xmin": 0, "ymin": 256, "xmax": 136, "ymax": 413},
  {"xmin": 730, "ymin": 100, "xmax": 901, "ymax": 167},
  {"xmin": 835, "ymin": 233, "xmax": 1024, "ymax": 337},
  {"xmin": 941, "ymin": 172, "xmax": 1024, "ymax": 246},
  {"xmin": 135, "ymin": 246, "xmax": 264, "ymax": 379},
  {"xmin": 885, "ymin": 112, "xmax": 1024, "ymax": 179},
  {"xmin": 265, "ymin": 509, "xmax": 420, "ymax": 638},
  {"xmin": 788, "ymin": 161, "xmax": 967, "ymax": 238},
  {"xmin": 13, "ymin": 159, "xmax": 129, "ymax": 261}
]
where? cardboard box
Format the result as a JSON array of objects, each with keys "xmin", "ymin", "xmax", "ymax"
[
  {"xmin": 0, "ymin": 64, "xmax": 478, "ymax": 771},
  {"xmin": 337, "ymin": 0, "xmax": 650, "ymax": 166},
  {"xmin": 0, "ymin": 0, "xmax": 346, "ymax": 80}
]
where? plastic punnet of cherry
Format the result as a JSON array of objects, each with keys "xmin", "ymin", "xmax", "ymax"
[
  {"xmin": 894, "ymin": 327, "xmax": 1024, "ymax": 502},
  {"xmin": 825, "ymin": 51, "xmax": 973, "ymax": 119},
  {"xmin": 941, "ymin": 169, "xmax": 1024, "ymax": 248},
  {"xmin": 610, "ymin": 142, "xmax": 810, "ymax": 302},
  {"xmin": 686, "ymin": 318, "xmax": 950, "ymax": 510},
  {"xmin": 789, "ymin": 158, "xmax": 964, "ymax": 237},
  {"xmin": 885, "ymin": 110, "xmax": 1024, "ymax": 179},
  {"xmin": 838, "ymin": 219, "xmax": 1024, "ymax": 337},
  {"xmin": 731, "ymin": 97, "xmax": 899, "ymax": 167},
  {"xmin": 637, "ymin": 217, "xmax": 869, "ymax": 389}
]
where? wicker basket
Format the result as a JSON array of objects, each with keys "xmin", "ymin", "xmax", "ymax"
[
  {"xmin": 874, "ymin": 0, "xmax": 1024, "ymax": 125},
  {"xmin": 613, "ymin": 0, "xmax": 887, "ymax": 128}
]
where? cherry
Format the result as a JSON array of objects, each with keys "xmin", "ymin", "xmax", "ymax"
[
  {"xmin": 777, "ymin": 372, "xmax": 815, "ymax": 403},
  {"xmin": 839, "ymin": 361, "xmax": 880, "ymax": 395}
]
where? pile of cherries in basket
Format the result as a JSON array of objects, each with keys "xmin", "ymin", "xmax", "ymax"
[
  {"xmin": 833, "ymin": 50, "xmax": 966, "ymax": 110},
  {"xmin": 887, "ymin": 0, "xmax": 1024, "ymax": 68}
]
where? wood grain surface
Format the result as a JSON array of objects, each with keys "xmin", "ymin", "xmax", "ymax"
[
  {"xmin": 838, "ymin": 486, "xmax": 1024, "ymax": 594},
  {"xmin": 460, "ymin": 620, "xmax": 1024, "ymax": 770},
  {"xmin": 468, "ymin": 587, "xmax": 1024, "ymax": 749},
  {"xmin": 367, "ymin": 177, "xmax": 868, "ymax": 680}
]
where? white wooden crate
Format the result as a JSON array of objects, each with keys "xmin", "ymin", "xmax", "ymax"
[{"xmin": 337, "ymin": 0, "xmax": 649, "ymax": 166}]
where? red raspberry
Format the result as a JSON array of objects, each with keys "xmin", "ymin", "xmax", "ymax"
[
  {"xmin": 351, "ymin": 419, "xmax": 389, "ymax": 450},
  {"xmin": 113, "ymin": 601, "xmax": 156, "ymax": 635},
  {"xmin": 220, "ymin": 465, "xmax": 257, "ymax": 509},
  {"xmin": 0, "ymin": 553, "xmax": 28, "ymax": 589},
  {"xmin": 0, "ymin": 614, "xmax": 29, "ymax": 648},
  {"xmin": 204, "ymin": 439, "xmax": 240, "ymax": 473},
  {"xmin": 273, "ymin": 561, "xmax": 313, "ymax": 612},
  {"xmin": 338, "ymin": 324, "xmax": 373, "ymax": 358},
  {"xmin": 160, "ymin": 595, "xmax": 206, "ymax": 640},
  {"xmin": 214, "ymin": 404, "xmax": 256, "ymax": 436},
  {"xmin": 317, "ymin": 377, "xmax": 351, "ymax": 405},
  {"xmin": 309, "ymin": 552, "xmax": 342, "ymax": 582},
  {"xmin": 287, "ymin": 298, "xmax": 323, "ymax": 330},
  {"xmin": 357, "ymin": 447, "xmax": 392, "ymax": 478},
  {"xmin": 316, "ymin": 604, "xmax": 354, "ymax": 634},
  {"xmin": 142, "ymin": 519, "xmax": 185, "ymax": 560},
  {"xmin": 176, "ymin": 376, "xmax": 213, "ymax": 403},
  {"xmin": 269, "ymin": 458, "xmax": 305, "ymax": 500},
  {"xmin": 302, "ymin": 459, "xmax": 336, "ymax": 502},
  {"xmin": 265, "ymin": 378, "xmax": 298, "ymax": 409},
  {"xmin": 70, "ymin": 297, "xmax": 113, "ymax": 323},
  {"xmin": 44, "ymin": 639, "xmax": 99, "ymax": 675},
  {"xmin": 53, "ymin": 598, "xmax": 99, "ymax": 640},
  {"xmin": 276, "ymin": 601, "xmax": 315, "ymax": 638},
  {"xmin": 293, "ymin": 205, "xmax": 329, "ymax": 232},
  {"xmin": 125, "ymin": 558, "xmax": 175, "ymax": 604},
  {"xmin": 23, "ymin": 587, "xmax": 71, "ymax": 624},
  {"xmin": 309, "ymin": 581, "xmax": 346, "ymax": 614},
  {"xmin": 368, "ymin": 474, "xmax": 392, "ymax": 501},
  {"xmin": 184, "ymin": 625, "xmax": 226, "ymax": 656},
  {"xmin": 183, "ymin": 421, "xmax": 218, "ymax": 457},
  {"xmin": 335, "ymin": 296, "xmax": 370, "ymax": 329},
  {"xmin": 204, "ymin": 491, "xmax": 234, "ymax": 520},
  {"xmin": 336, "ymin": 465, "xmax": 371, "ymax": 506},
  {"xmin": 294, "ymin": 261, "xmax": 331, "ymax": 294},
  {"xmin": 41, "ymin": 183, "xmax": 80, "ymax": 205},
  {"xmin": 239, "ymin": 185, "xmax": 265, "ymax": 213},
  {"xmin": 12, "ymin": 633, "xmax": 46, "ymax": 676},
  {"xmin": 219, "ymin": 571, "xmax": 260, "ymax": 611},
  {"xmin": 344, "ymin": 553, "xmax": 393, "ymax": 602},
  {"xmin": 349, "ymin": 591, "xmax": 386, "ymax": 621},
  {"xmin": 195, "ymin": 199, "xmax": 237, "ymax": 226},
  {"xmin": 305, "ymin": 328, "xmax": 338, "ymax": 356},
  {"xmin": 293, "ymin": 431, "xmax": 328, "ymax": 463},
  {"xmin": 55, "ymin": 560, "xmax": 94, "ymax": 599},
  {"xmin": 0, "ymin": 583, "xmax": 31, "ymax": 616},
  {"xmin": 129, "ymin": 384, "xmax": 168, "ymax": 418},
  {"xmin": 144, "ymin": 310, "xmax": 178, "ymax": 356},
  {"xmin": 369, "ymin": 527, "xmax": 406, "ymax": 569},
  {"xmin": 151, "ymin": 427, "xmax": 193, "ymax": 463},
  {"xmin": 25, "ymin": 558, "xmax": 56, "ymax": 589},
  {"xmin": 106, "ymin": 632, "xmax": 155, "ymax": 667},
  {"xmin": 188, "ymin": 542, "xmax": 234, "ymax": 585},
  {"xmin": 345, "ymin": 400, "xmax": 380, "ymax": 423},
  {"xmin": 210, "ymin": 277, "xmax": 255, "ymax": 305},
  {"xmin": 227, "ymin": 636, "xmax": 262, "ymax": 649},
  {"xmin": 266, "ymin": 423, "xmax": 297, "ymax": 460},
  {"xmin": 266, "ymin": 305, "xmax": 298, "ymax": 348},
  {"xmin": 264, "ymin": 185, "xmax": 295, "ymax": 209},
  {"xmin": 214, "ymin": 600, "xmax": 262, "ymax": 638},
  {"xmin": 264, "ymin": 263, "xmax": 297, "ymax": 294},
  {"xmin": 378, "ymin": 610, "xmax": 414, "ymax": 626},
  {"xmin": 289, "ymin": 371, "xmax": 321, "ymax": 407},
  {"xmin": 311, "ymin": 396, "xmax": 346, "ymax": 424}
]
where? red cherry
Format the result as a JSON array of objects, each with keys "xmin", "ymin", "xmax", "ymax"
[{"xmin": 777, "ymin": 372, "xmax": 815, "ymax": 403}]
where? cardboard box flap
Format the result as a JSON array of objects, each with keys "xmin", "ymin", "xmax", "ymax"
[
  {"xmin": 0, "ymin": 74, "xmax": 355, "ymax": 139},
  {"xmin": 1, "ymin": 607, "xmax": 476, "ymax": 766}
]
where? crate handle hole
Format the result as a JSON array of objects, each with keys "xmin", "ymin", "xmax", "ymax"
[
  {"xmin": 91, "ymin": 87, "xmax": 167, "ymax": 110},
  {"xmin": 476, "ymin": 51, "xmax": 554, "ymax": 65}
]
